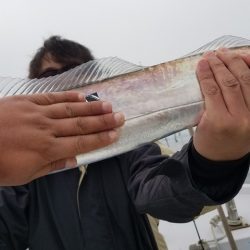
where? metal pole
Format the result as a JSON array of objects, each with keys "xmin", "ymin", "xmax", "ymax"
[
  {"xmin": 217, "ymin": 205, "xmax": 238, "ymax": 250},
  {"xmin": 225, "ymin": 199, "xmax": 242, "ymax": 226}
]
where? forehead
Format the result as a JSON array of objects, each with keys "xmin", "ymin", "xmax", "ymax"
[{"xmin": 40, "ymin": 53, "xmax": 64, "ymax": 72}]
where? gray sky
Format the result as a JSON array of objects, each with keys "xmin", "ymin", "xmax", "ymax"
[{"xmin": 0, "ymin": 0, "xmax": 250, "ymax": 77}]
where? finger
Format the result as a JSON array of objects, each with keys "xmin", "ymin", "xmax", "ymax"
[
  {"xmin": 27, "ymin": 91, "xmax": 85, "ymax": 105},
  {"xmin": 204, "ymin": 52, "xmax": 245, "ymax": 115},
  {"xmin": 196, "ymin": 59, "xmax": 227, "ymax": 117},
  {"xmin": 52, "ymin": 112, "xmax": 125, "ymax": 137},
  {"xmin": 53, "ymin": 129, "xmax": 120, "ymax": 158},
  {"xmin": 45, "ymin": 101, "xmax": 113, "ymax": 119},
  {"xmin": 32, "ymin": 158, "xmax": 77, "ymax": 179},
  {"xmin": 241, "ymin": 53, "xmax": 250, "ymax": 67},
  {"xmin": 217, "ymin": 48, "xmax": 250, "ymax": 109}
]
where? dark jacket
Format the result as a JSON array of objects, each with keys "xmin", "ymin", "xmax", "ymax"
[{"xmin": 0, "ymin": 142, "xmax": 249, "ymax": 250}]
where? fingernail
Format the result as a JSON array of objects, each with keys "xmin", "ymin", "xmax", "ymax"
[
  {"xmin": 218, "ymin": 47, "xmax": 229, "ymax": 52},
  {"xmin": 241, "ymin": 54, "xmax": 250, "ymax": 67},
  {"xmin": 240, "ymin": 52, "xmax": 248, "ymax": 56},
  {"xmin": 203, "ymin": 51, "xmax": 214, "ymax": 57},
  {"xmin": 65, "ymin": 158, "xmax": 77, "ymax": 168},
  {"xmin": 108, "ymin": 130, "xmax": 118, "ymax": 141},
  {"xmin": 102, "ymin": 101, "xmax": 112, "ymax": 112},
  {"xmin": 197, "ymin": 59, "xmax": 210, "ymax": 71},
  {"xmin": 114, "ymin": 112, "xmax": 125, "ymax": 124},
  {"xmin": 78, "ymin": 93, "xmax": 86, "ymax": 102},
  {"xmin": 240, "ymin": 52, "xmax": 250, "ymax": 60}
]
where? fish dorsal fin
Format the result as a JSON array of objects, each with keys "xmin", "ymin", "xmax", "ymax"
[
  {"xmin": 0, "ymin": 57, "xmax": 143, "ymax": 97},
  {"xmin": 184, "ymin": 35, "xmax": 250, "ymax": 57}
]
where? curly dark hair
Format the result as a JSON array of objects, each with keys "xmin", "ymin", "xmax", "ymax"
[{"xmin": 29, "ymin": 36, "xmax": 94, "ymax": 79}]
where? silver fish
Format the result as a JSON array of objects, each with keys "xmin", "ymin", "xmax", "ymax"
[{"xmin": 1, "ymin": 35, "xmax": 250, "ymax": 168}]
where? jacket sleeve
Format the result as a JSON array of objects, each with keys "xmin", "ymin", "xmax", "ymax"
[
  {"xmin": 123, "ymin": 142, "xmax": 250, "ymax": 223},
  {"xmin": 0, "ymin": 186, "xmax": 29, "ymax": 250}
]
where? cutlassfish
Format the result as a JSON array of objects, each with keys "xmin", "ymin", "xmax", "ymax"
[{"xmin": 1, "ymin": 35, "xmax": 250, "ymax": 167}]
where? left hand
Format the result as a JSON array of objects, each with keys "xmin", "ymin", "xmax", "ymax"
[
  {"xmin": 0, "ymin": 92, "xmax": 124, "ymax": 186},
  {"xmin": 193, "ymin": 48, "xmax": 250, "ymax": 161}
]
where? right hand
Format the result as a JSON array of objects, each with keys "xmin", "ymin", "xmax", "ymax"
[
  {"xmin": 0, "ymin": 91, "xmax": 124, "ymax": 186},
  {"xmin": 194, "ymin": 49, "xmax": 250, "ymax": 161}
]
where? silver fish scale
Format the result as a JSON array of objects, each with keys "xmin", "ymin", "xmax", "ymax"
[{"xmin": 76, "ymin": 101, "xmax": 204, "ymax": 165}]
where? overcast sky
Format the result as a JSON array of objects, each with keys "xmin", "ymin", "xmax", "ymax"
[{"xmin": 0, "ymin": 0, "xmax": 250, "ymax": 78}]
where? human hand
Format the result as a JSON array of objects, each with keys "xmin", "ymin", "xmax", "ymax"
[
  {"xmin": 0, "ymin": 91, "xmax": 124, "ymax": 185},
  {"xmin": 194, "ymin": 48, "xmax": 250, "ymax": 161}
]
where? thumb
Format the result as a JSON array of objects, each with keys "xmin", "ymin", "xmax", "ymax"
[
  {"xmin": 32, "ymin": 157, "xmax": 77, "ymax": 179},
  {"xmin": 241, "ymin": 53, "xmax": 250, "ymax": 66}
]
